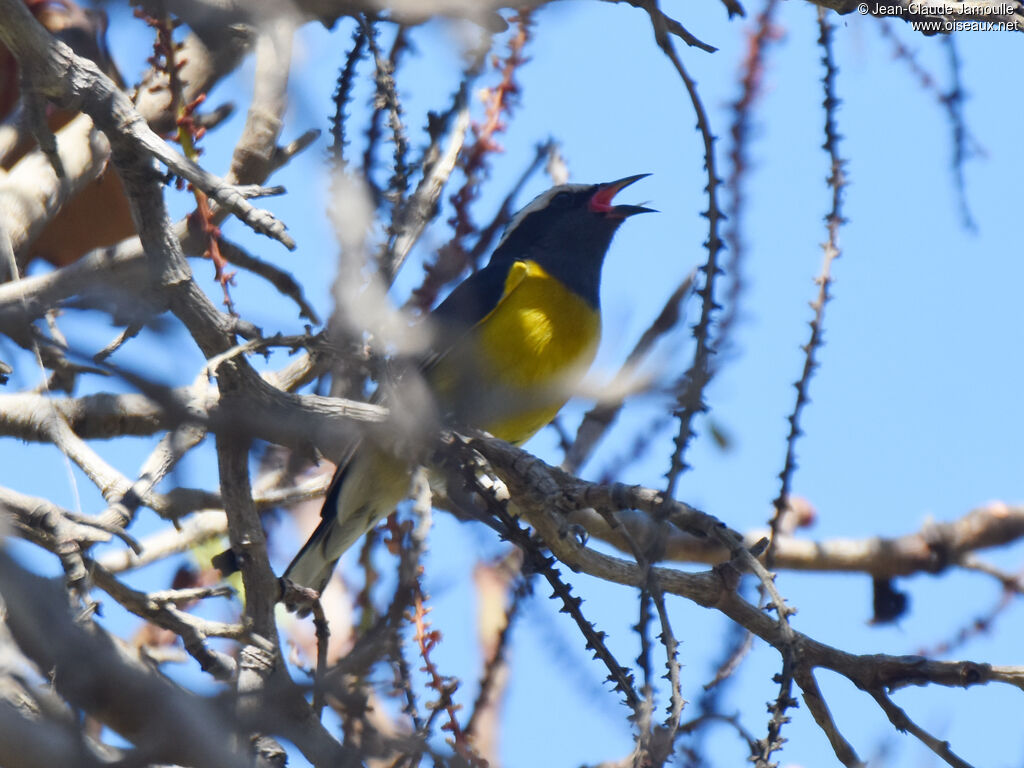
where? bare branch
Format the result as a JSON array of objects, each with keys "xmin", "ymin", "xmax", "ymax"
[
  {"xmin": 869, "ymin": 689, "xmax": 974, "ymax": 768},
  {"xmin": 794, "ymin": 668, "xmax": 865, "ymax": 768},
  {"xmin": 227, "ymin": 25, "xmax": 293, "ymax": 187},
  {"xmin": 0, "ymin": 0, "xmax": 294, "ymax": 249},
  {"xmin": 0, "ymin": 551, "xmax": 250, "ymax": 768}
]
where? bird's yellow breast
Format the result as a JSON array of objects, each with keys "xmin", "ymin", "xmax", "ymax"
[{"xmin": 430, "ymin": 260, "xmax": 601, "ymax": 445}]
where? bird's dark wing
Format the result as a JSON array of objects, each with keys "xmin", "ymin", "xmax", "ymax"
[
  {"xmin": 294, "ymin": 263, "xmax": 514, "ymax": 531},
  {"xmin": 430, "ymin": 260, "xmax": 512, "ymax": 330},
  {"xmin": 308, "ymin": 262, "xmax": 517, "ymax": 528},
  {"xmin": 420, "ymin": 259, "xmax": 515, "ymax": 372}
]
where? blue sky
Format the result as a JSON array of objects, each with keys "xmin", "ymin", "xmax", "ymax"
[{"xmin": 3, "ymin": 1, "xmax": 1023, "ymax": 765}]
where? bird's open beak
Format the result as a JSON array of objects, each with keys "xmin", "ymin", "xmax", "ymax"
[{"xmin": 589, "ymin": 174, "xmax": 656, "ymax": 217}]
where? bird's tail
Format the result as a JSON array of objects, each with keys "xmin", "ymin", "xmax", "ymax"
[
  {"xmin": 281, "ymin": 515, "xmax": 344, "ymax": 599},
  {"xmin": 282, "ymin": 447, "xmax": 411, "ymax": 605}
]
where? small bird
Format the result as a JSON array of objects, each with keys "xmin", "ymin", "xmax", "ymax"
[{"xmin": 282, "ymin": 175, "xmax": 653, "ymax": 599}]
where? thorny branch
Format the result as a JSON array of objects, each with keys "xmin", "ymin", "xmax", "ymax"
[
  {"xmin": 718, "ymin": 0, "xmax": 781, "ymax": 360},
  {"xmin": 638, "ymin": 1, "xmax": 726, "ymax": 499},
  {"xmin": 768, "ymin": 8, "xmax": 847, "ymax": 560}
]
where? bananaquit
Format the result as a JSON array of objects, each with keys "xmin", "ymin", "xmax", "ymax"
[{"xmin": 283, "ymin": 175, "xmax": 653, "ymax": 597}]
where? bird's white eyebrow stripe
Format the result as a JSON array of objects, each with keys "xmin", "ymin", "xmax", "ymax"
[
  {"xmin": 494, "ymin": 183, "xmax": 594, "ymax": 249},
  {"xmin": 495, "ymin": 189, "xmax": 557, "ymax": 249}
]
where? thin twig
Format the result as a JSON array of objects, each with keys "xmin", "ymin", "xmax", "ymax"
[
  {"xmin": 331, "ymin": 26, "xmax": 367, "ymax": 170},
  {"xmin": 411, "ymin": 13, "xmax": 532, "ymax": 311},
  {"xmin": 718, "ymin": 0, "xmax": 781, "ymax": 359},
  {"xmin": 768, "ymin": 7, "xmax": 847, "ymax": 560},
  {"xmin": 638, "ymin": 4, "xmax": 725, "ymax": 498},
  {"xmin": 564, "ymin": 271, "xmax": 694, "ymax": 474},
  {"xmin": 870, "ymin": 689, "xmax": 974, "ymax": 768},
  {"xmin": 940, "ymin": 36, "xmax": 976, "ymax": 232},
  {"xmin": 795, "ymin": 668, "xmax": 865, "ymax": 767}
]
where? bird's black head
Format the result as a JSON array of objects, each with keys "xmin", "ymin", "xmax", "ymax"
[{"xmin": 490, "ymin": 174, "xmax": 654, "ymax": 307}]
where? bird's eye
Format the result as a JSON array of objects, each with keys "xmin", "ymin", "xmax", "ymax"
[{"xmin": 550, "ymin": 191, "xmax": 572, "ymax": 208}]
